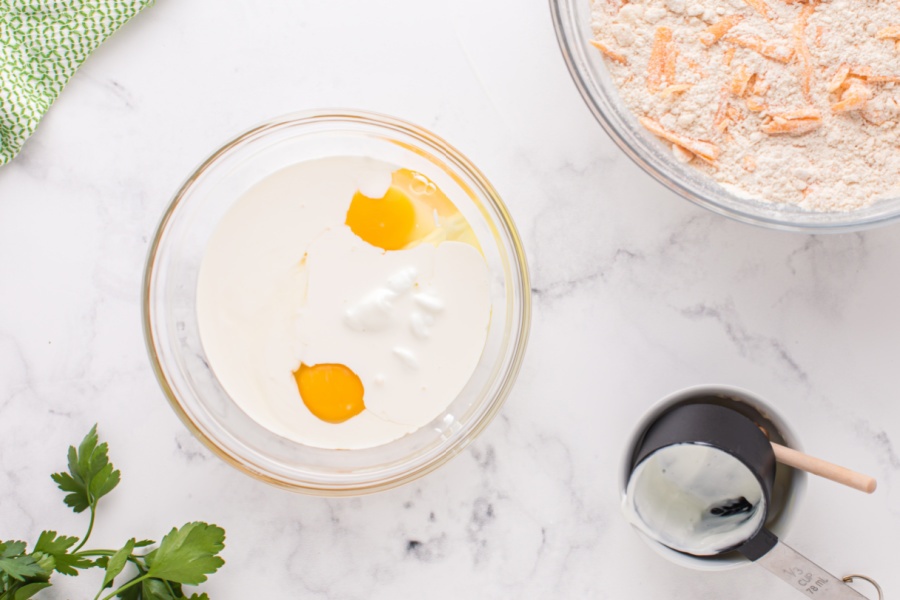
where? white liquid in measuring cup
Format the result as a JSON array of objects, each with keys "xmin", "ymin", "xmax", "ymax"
[{"xmin": 624, "ymin": 443, "xmax": 767, "ymax": 556}]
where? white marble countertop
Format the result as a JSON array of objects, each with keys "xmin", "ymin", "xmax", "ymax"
[{"xmin": 2, "ymin": 1, "xmax": 899, "ymax": 598}]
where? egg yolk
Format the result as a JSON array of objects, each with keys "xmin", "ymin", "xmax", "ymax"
[
  {"xmin": 345, "ymin": 185, "xmax": 416, "ymax": 251},
  {"xmin": 345, "ymin": 169, "xmax": 483, "ymax": 253},
  {"xmin": 294, "ymin": 363, "xmax": 365, "ymax": 424}
]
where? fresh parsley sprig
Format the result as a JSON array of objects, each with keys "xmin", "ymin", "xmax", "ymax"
[{"xmin": 0, "ymin": 426, "xmax": 225, "ymax": 600}]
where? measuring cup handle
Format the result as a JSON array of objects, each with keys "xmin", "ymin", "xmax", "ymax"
[
  {"xmin": 742, "ymin": 532, "xmax": 870, "ymax": 599},
  {"xmin": 739, "ymin": 527, "xmax": 779, "ymax": 561}
]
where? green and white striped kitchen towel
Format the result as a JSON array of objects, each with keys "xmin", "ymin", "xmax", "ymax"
[{"xmin": 0, "ymin": 0, "xmax": 152, "ymax": 166}]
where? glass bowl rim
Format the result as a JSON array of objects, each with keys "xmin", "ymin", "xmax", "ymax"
[{"xmin": 142, "ymin": 108, "xmax": 532, "ymax": 495}]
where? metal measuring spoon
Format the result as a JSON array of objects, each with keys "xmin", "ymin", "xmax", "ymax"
[{"xmin": 624, "ymin": 403, "xmax": 872, "ymax": 599}]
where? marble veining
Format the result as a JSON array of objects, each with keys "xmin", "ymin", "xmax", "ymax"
[{"xmin": 1, "ymin": 0, "xmax": 899, "ymax": 598}]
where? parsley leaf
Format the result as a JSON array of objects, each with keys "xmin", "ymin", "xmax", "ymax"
[
  {"xmin": 1, "ymin": 557, "xmax": 46, "ymax": 582},
  {"xmin": 50, "ymin": 425, "xmax": 121, "ymax": 514},
  {"xmin": 0, "ymin": 427, "xmax": 225, "ymax": 600},
  {"xmin": 0, "ymin": 542, "xmax": 46, "ymax": 582},
  {"xmin": 10, "ymin": 581, "xmax": 51, "ymax": 600},
  {"xmin": 140, "ymin": 578, "xmax": 176, "ymax": 600},
  {"xmin": 33, "ymin": 531, "xmax": 92, "ymax": 576},
  {"xmin": 115, "ymin": 583, "xmax": 140, "ymax": 600},
  {"xmin": 33, "ymin": 532, "xmax": 77, "ymax": 556},
  {"xmin": 145, "ymin": 523, "xmax": 225, "ymax": 585},
  {"xmin": 115, "ymin": 578, "xmax": 181, "ymax": 600},
  {"xmin": 0, "ymin": 542, "xmax": 26, "ymax": 558},
  {"xmin": 113, "ymin": 580, "xmax": 211, "ymax": 600},
  {"xmin": 101, "ymin": 539, "xmax": 135, "ymax": 592}
]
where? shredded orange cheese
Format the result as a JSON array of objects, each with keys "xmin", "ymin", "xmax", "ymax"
[
  {"xmin": 815, "ymin": 26, "xmax": 825, "ymax": 48},
  {"xmin": 700, "ymin": 15, "xmax": 743, "ymax": 47},
  {"xmin": 751, "ymin": 77, "xmax": 770, "ymax": 96},
  {"xmin": 793, "ymin": 4, "xmax": 815, "ymax": 102},
  {"xmin": 647, "ymin": 27, "xmax": 677, "ymax": 92},
  {"xmin": 832, "ymin": 80, "xmax": 873, "ymax": 113},
  {"xmin": 659, "ymin": 83, "xmax": 692, "ymax": 98},
  {"xmin": 876, "ymin": 25, "xmax": 900, "ymax": 39},
  {"xmin": 827, "ymin": 64, "xmax": 851, "ymax": 93},
  {"xmin": 746, "ymin": 97, "xmax": 768, "ymax": 112},
  {"xmin": 729, "ymin": 64, "xmax": 754, "ymax": 97},
  {"xmin": 714, "ymin": 90, "xmax": 732, "ymax": 132},
  {"xmin": 867, "ymin": 74, "xmax": 900, "ymax": 83},
  {"xmin": 827, "ymin": 66, "xmax": 900, "ymax": 110},
  {"xmin": 589, "ymin": 39, "xmax": 628, "ymax": 65},
  {"xmin": 724, "ymin": 35, "xmax": 794, "ymax": 63},
  {"xmin": 639, "ymin": 116, "xmax": 720, "ymax": 162},
  {"xmin": 723, "ymin": 46, "xmax": 736, "ymax": 66},
  {"xmin": 762, "ymin": 108, "xmax": 823, "ymax": 134}
]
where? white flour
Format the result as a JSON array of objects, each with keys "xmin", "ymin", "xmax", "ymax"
[{"xmin": 591, "ymin": 0, "xmax": 900, "ymax": 211}]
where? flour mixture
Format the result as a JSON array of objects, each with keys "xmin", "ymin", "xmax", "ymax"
[{"xmin": 590, "ymin": 0, "xmax": 900, "ymax": 210}]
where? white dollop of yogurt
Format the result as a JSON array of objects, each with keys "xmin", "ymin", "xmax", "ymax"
[
  {"xmin": 343, "ymin": 288, "xmax": 400, "ymax": 332},
  {"xmin": 623, "ymin": 443, "xmax": 766, "ymax": 556}
]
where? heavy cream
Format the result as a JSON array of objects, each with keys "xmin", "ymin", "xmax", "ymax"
[
  {"xmin": 196, "ymin": 156, "xmax": 491, "ymax": 449},
  {"xmin": 624, "ymin": 443, "xmax": 766, "ymax": 556}
]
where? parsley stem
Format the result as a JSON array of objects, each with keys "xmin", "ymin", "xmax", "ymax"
[
  {"xmin": 72, "ymin": 506, "xmax": 97, "ymax": 552},
  {"xmin": 75, "ymin": 550, "xmax": 144, "ymax": 563},
  {"xmin": 101, "ymin": 573, "xmax": 150, "ymax": 600}
]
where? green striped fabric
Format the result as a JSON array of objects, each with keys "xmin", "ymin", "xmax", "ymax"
[{"xmin": 0, "ymin": 0, "xmax": 152, "ymax": 166}]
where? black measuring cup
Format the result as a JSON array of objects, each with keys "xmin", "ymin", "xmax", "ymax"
[{"xmin": 626, "ymin": 402, "xmax": 869, "ymax": 599}]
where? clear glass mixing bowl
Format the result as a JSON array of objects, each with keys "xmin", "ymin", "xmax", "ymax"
[
  {"xmin": 143, "ymin": 110, "xmax": 531, "ymax": 495},
  {"xmin": 550, "ymin": 0, "xmax": 900, "ymax": 232}
]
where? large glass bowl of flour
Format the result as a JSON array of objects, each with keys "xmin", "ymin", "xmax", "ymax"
[
  {"xmin": 551, "ymin": 0, "xmax": 900, "ymax": 232},
  {"xmin": 143, "ymin": 110, "xmax": 531, "ymax": 495}
]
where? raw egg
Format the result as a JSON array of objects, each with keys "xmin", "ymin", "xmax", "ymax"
[
  {"xmin": 346, "ymin": 169, "xmax": 482, "ymax": 253},
  {"xmin": 345, "ymin": 185, "xmax": 416, "ymax": 251},
  {"xmin": 294, "ymin": 363, "xmax": 365, "ymax": 424}
]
